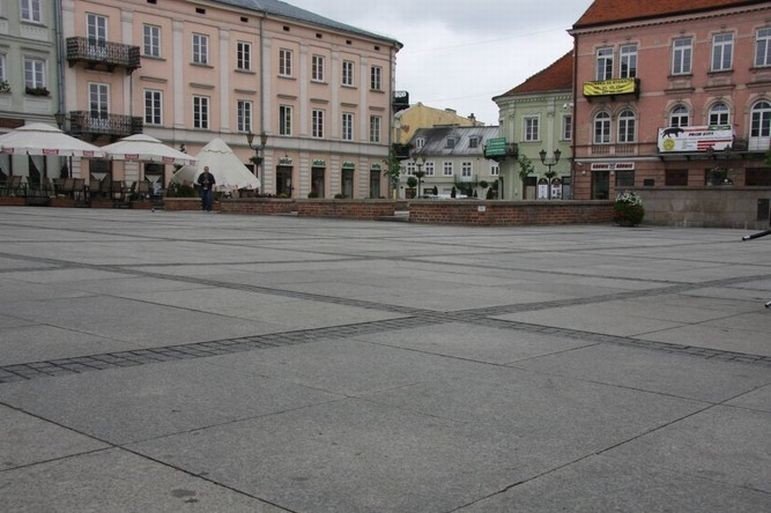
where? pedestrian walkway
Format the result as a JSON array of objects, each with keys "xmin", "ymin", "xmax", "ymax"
[{"xmin": 0, "ymin": 207, "xmax": 769, "ymax": 512}]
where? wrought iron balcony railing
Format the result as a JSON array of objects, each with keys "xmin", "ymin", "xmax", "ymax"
[
  {"xmin": 68, "ymin": 111, "xmax": 143, "ymax": 140},
  {"xmin": 66, "ymin": 37, "xmax": 141, "ymax": 73}
]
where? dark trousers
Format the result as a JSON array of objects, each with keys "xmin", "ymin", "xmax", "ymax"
[{"xmin": 200, "ymin": 189, "xmax": 214, "ymax": 211}]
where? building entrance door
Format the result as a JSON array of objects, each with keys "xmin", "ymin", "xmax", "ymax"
[
  {"xmin": 311, "ymin": 167, "xmax": 325, "ymax": 198},
  {"xmin": 276, "ymin": 166, "xmax": 292, "ymax": 197},
  {"xmin": 592, "ymin": 171, "xmax": 610, "ymax": 200},
  {"xmin": 369, "ymin": 170, "xmax": 380, "ymax": 198},
  {"xmin": 341, "ymin": 169, "xmax": 354, "ymax": 198}
]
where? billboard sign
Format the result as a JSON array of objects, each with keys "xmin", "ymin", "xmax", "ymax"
[{"xmin": 658, "ymin": 126, "xmax": 733, "ymax": 153}]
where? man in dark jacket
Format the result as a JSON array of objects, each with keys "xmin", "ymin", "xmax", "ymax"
[{"xmin": 197, "ymin": 166, "xmax": 216, "ymax": 211}]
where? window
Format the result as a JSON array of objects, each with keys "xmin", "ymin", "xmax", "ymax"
[
  {"xmin": 312, "ymin": 109, "xmax": 324, "ymax": 138},
  {"xmin": 617, "ymin": 110, "xmax": 636, "ymax": 143},
  {"xmin": 24, "ymin": 57, "xmax": 45, "ymax": 89},
  {"xmin": 193, "ymin": 95, "xmax": 209, "ymax": 129},
  {"xmin": 369, "ymin": 115, "xmax": 381, "ymax": 143},
  {"xmin": 87, "ymin": 14, "xmax": 108, "ymax": 44},
  {"xmin": 144, "ymin": 89, "xmax": 162, "ymax": 125},
  {"xmin": 89, "ymin": 83, "xmax": 109, "ymax": 118},
  {"xmin": 370, "ymin": 65, "xmax": 382, "ymax": 90},
  {"xmin": 443, "ymin": 161, "xmax": 453, "ymax": 176},
  {"xmin": 192, "ymin": 33, "xmax": 209, "ymax": 65},
  {"xmin": 342, "ymin": 112, "xmax": 353, "ymax": 141},
  {"xmin": 596, "ymin": 47, "xmax": 613, "ymax": 81},
  {"xmin": 237, "ymin": 100, "xmax": 252, "ymax": 133},
  {"xmin": 342, "ymin": 60, "xmax": 354, "ymax": 86},
  {"xmin": 620, "ymin": 44, "xmax": 637, "ymax": 78},
  {"xmin": 746, "ymin": 168, "xmax": 771, "ymax": 186},
  {"xmin": 711, "ymin": 33, "xmax": 733, "ymax": 72},
  {"xmin": 615, "ymin": 170, "xmax": 635, "ymax": 187},
  {"xmin": 279, "ymin": 105, "xmax": 292, "ymax": 135},
  {"xmin": 756, "ymin": 28, "xmax": 771, "ymax": 67},
  {"xmin": 562, "ymin": 114, "xmax": 573, "ymax": 141},
  {"xmin": 468, "ymin": 137, "xmax": 479, "ymax": 149},
  {"xmin": 424, "ymin": 161, "xmax": 435, "ymax": 176},
  {"xmin": 143, "ymin": 25, "xmax": 161, "ymax": 57},
  {"xmin": 20, "ymin": 0, "xmax": 41, "ymax": 23},
  {"xmin": 237, "ymin": 41, "xmax": 251, "ymax": 71},
  {"xmin": 751, "ymin": 101, "xmax": 771, "ymax": 137},
  {"xmin": 524, "ymin": 116, "xmax": 539, "ymax": 141},
  {"xmin": 670, "ymin": 105, "xmax": 689, "ymax": 127},
  {"xmin": 0, "ymin": 53, "xmax": 6, "ymax": 82},
  {"xmin": 405, "ymin": 161, "xmax": 415, "ymax": 175},
  {"xmin": 672, "ymin": 37, "xmax": 692, "ymax": 75},
  {"xmin": 594, "ymin": 112, "xmax": 611, "ymax": 144},
  {"xmin": 279, "ymin": 48, "xmax": 292, "ymax": 77},
  {"xmin": 490, "ymin": 164, "xmax": 500, "ymax": 176},
  {"xmin": 461, "ymin": 162, "xmax": 472, "ymax": 178},
  {"xmin": 415, "ymin": 137, "xmax": 425, "ymax": 149},
  {"xmin": 708, "ymin": 102, "xmax": 730, "ymax": 126},
  {"xmin": 312, "ymin": 54, "xmax": 325, "ymax": 82},
  {"xmin": 446, "ymin": 137, "xmax": 457, "ymax": 149},
  {"xmin": 665, "ymin": 169, "xmax": 689, "ymax": 186}
]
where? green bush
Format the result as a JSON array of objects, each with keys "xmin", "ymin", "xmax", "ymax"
[
  {"xmin": 308, "ymin": 191, "xmax": 319, "ymax": 198},
  {"xmin": 614, "ymin": 192, "xmax": 644, "ymax": 226},
  {"xmin": 334, "ymin": 193, "xmax": 346, "ymax": 199},
  {"xmin": 166, "ymin": 183, "xmax": 197, "ymax": 198}
]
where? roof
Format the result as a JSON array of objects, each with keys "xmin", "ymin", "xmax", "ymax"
[
  {"xmin": 573, "ymin": 0, "xmax": 764, "ymax": 29},
  {"xmin": 496, "ymin": 51, "xmax": 573, "ymax": 99},
  {"xmin": 409, "ymin": 126, "xmax": 501, "ymax": 157},
  {"xmin": 209, "ymin": 0, "xmax": 401, "ymax": 46}
]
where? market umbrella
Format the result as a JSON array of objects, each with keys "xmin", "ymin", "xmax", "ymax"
[
  {"xmin": 0, "ymin": 123, "xmax": 104, "ymax": 158},
  {"xmin": 100, "ymin": 134, "xmax": 197, "ymax": 166},
  {"xmin": 171, "ymin": 138, "xmax": 259, "ymax": 192}
]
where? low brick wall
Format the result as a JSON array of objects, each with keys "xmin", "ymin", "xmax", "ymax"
[
  {"xmin": 219, "ymin": 198, "xmax": 296, "ymax": 215},
  {"xmin": 0, "ymin": 197, "xmax": 26, "ymax": 206},
  {"xmin": 164, "ymin": 197, "xmax": 220, "ymax": 211},
  {"xmin": 633, "ymin": 187, "xmax": 771, "ymax": 229},
  {"xmin": 408, "ymin": 200, "xmax": 615, "ymax": 226},
  {"xmin": 296, "ymin": 199, "xmax": 396, "ymax": 219}
]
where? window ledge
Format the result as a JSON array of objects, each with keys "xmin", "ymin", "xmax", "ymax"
[
  {"xmin": 190, "ymin": 62, "xmax": 214, "ymax": 69},
  {"xmin": 707, "ymin": 69, "xmax": 733, "ymax": 76},
  {"xmin": 235, "ymin": 69, "xmax": 256, "ymax": 75},
  {"xmin": 278, "ymin": 75, "xmax": 296, "ymax": 81},
  {"xmin": 311, "ymin": 80, "xmax": 328, "ymax": 85},
  {"xmin": 667, "ymin": 73, "xmax": 693, "ymax": 79},
  {"xmin": 142, "ymin": 55, "xmax": 165, "ymax": 61}
]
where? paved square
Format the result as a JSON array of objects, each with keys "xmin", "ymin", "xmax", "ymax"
[{"xmin": 0, "ymin": 207, "xmax": 769, "ymax": 512}]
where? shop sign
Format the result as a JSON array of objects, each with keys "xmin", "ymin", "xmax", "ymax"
[
  {"xmin": 658, "ymin": 125, "xmax": 733, "ymax": 153},
  {"xmin": 342, "ymin": 161, "xmax": 356, "ymax": 169},
  {"xmin": 312, "ymin": 160, "xmax": 326, "ymax": 167},
  {"xmin": 590, "ymin": 162, "xmax": 635, "ymax": 171},
  {"xmin": 484, "ymin": 137, "xmax": 508, "ymax": 158}
]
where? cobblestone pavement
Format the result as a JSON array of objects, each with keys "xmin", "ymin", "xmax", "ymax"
[{"xmin": 1, "ymin": 207, "xmax": 769, "ymax": 513}]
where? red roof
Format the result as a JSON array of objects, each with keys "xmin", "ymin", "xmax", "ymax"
[
  {"xmin": 573, "ymin": 0, "xmax": 763, "ymax": 28},
  {"xmin": 498, "ymin": 51, "xmax": 574, "ymax": 97}
]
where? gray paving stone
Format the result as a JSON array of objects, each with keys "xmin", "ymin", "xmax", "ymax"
[
  {"xmin": 0, "ymin": 448, "xmax": 289, "ymax": 513},
  {"xmin": 0, "ymin": 404, "xmax": 107, "ymax": 470},
  {"xmin": 725, "ymin": 384, "xmax": 771, "ymax": 413},
  {"xmin": 0, "ymin": 324, "xmax": 130, "ymax": 366}
]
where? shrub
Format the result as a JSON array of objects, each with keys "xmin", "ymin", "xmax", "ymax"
[
  {"xmin": 166, "ymin": 183, "xmax": 196, "ymax": 198},
  {"xmin": 334, "ymin": 193, "xmax": 346, "ymax": 199},
  {"xmin": 614, "ymin": 192, "xmax": 645, "ymax": 226},
  {"xmin": 307, "ymin": 191, "xmax": 319, "ymax": 198}
]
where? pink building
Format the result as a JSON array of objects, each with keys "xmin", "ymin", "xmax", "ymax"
[
  {"xmin": 62, "ymin": 0, "xmax": 401, "ymax": 198},
  {"xmin": 570, "ymin": 0, "xmax": 771, "ymax": 201}
]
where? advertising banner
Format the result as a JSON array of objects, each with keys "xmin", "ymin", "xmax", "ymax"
[{"xmin": 658, "ymin": 126, "xmax": 733, "ymax": 153}]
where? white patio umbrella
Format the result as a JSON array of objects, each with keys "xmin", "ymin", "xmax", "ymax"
[
  {"xmin": 0, "ymin": 123, "xmax": 104, "ymax": 157},
  {"xmin": 171, "ymin": 138, "xmax": 260, "ymax": 192},
  {"xmin": 100, "ymin": 134, "xmax": 197, "ymax": 166}
]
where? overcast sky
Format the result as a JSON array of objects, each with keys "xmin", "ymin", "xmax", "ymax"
[{"xmin": 286, "ymin": 0, "xmax": 593, "ymax": 126}]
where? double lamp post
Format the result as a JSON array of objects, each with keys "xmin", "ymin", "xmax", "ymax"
[{"xmin": 246, "ymin": 131, "xmax": 268, "ymax": 185}]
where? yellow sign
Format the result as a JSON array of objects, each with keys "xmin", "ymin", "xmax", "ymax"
[{"xmin": 583, "ymin": 78, "xmax": 637, "ymax": 97}]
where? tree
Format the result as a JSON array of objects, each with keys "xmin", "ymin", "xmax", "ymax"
[
  {"xmin": 383, "ymin": 149, "xmax": 403, "ymax": 199},
  {"xmin": 517, "ymin": 155, "xmax": 535, "ymax": 199}
]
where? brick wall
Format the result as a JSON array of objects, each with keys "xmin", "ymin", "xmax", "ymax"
[
  {"xmin": 409, "ymin": 200, "xmax": 615, "ymax": 226},
  {"xmin": 219, "ymin": 198, "xmax": 295, "ymax": 215},
  {"xmin": 164, "ymin": 198, "xmax": 218, "ymax": 211},
  {"xmin": 296, "ymin": 200, "xmax": 396, "ymax": 219}
]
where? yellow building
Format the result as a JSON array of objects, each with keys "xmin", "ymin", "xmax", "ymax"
[{"xmin": 393, "ymin": 103, "xmax": 483, "ymax": 146}]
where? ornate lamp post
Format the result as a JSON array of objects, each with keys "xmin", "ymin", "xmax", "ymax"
[
  {"xmin": 539, "ymin": 148, "xmax": 561, "ymax": 199},
  {"xmin": 413, "ymin": 154, "xmax": 426, "ymax": 198},
  {"xmin": 246, "ymin": 131, "xmax": 268, "ymax": 183}
]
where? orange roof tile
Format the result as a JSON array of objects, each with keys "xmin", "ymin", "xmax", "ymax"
[
  {"xmin": 573, "ymin": 0, "xmax": 763, "ymax": 28},
  {"xmin": 497, "ymin": 51, "xmax": 574, "ymax": 97}
]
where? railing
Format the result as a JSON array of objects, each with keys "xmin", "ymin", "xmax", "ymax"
[
  {"xmin": 66, "ymin": 37, "xmax": 141, "ymax": 73},
  {"xmin": 69, "ymin": 111, "xmax": 143, "ymax": 139},
  {"xmin": 590, "ymin": 144, "xmax": 636, "ymax": 156},
  {"xmin": 591, "ymin": 144, "xmax": 611, "ymax": 155}
]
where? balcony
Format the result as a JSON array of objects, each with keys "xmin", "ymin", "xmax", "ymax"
[
  {"xmin": 69, "ymin": 111, "xmax": 143, "ymax": 141},
  {"xmin": 590, "ymin": 144, "xmax": 638, "ymax": 156},
  {"xmin": 66, "ymin": 37, "xmax": 141, "ymax": 74},
  {"xmin": 392, "ymin": 143, "xmax": 412, "ymax": 160}
]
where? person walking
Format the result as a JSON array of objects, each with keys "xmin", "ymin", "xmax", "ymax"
[{"xmin": 197, "ymin": 166, "xmax": 216, "ymax": 211}]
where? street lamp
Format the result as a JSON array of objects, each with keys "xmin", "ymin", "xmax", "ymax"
[
  {"xmin": 413, "ymin": 154, "xmax": 426, "ymax": 198},
  {"xmin": 246, "ymin": 130, "xmax": 268, "ymax": 184},
  {"xmin": 539, "ymin": 148, "xmax": 561, "ymax": 199}
]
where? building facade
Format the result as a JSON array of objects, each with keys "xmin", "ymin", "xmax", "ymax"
[
  {"xmin": 58, "ymin": 0, "xmax": 401, "ymax": 197},
  {"xmin": 494, "ymin": 51, "xmax": 574, "ymax": 200},
  {"xmin": 571, "ymin": 0, "xmax": 771, "ymax": 201},
  {"xmin": 402, "ymin": 126, "xmax": 501, "ymax": 199},
  {"xmin": 0, "ymin": 0, "xmax": 64, "ymax": 181}
]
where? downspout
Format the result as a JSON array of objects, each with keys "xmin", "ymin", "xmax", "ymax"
[
  {"xmin": 259, "ymin": 13, "xmax": 265, "ymax": 134},
  {"xmin": 54, "ymin": 0, "xmax": 66, "ymax": 123},
  {"xmin": 571, "ymin": 34, "xmax": 578, "ymax": 200}
]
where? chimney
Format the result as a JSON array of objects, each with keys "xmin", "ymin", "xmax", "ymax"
[{"xmin": 468, "ymin": 113, "xmax": 476, "ymax": 123}]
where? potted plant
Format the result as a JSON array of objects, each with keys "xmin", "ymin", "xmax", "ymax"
[
  {"xmin": 25, "ymin": 86, "xmax": 50, "ymax": 97},
  {"xmin": 614, "ymin": 191, "xmax": 645, "ymax": 227},
  {"xmin": 406, "ymin": 176, "xmax": 417, "ymax": 199},
  {"xmin": 0, "ymin": 80, "xmax": 10, "ymax": 94}
]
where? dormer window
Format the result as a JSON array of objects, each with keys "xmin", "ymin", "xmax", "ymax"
[
  {"xmin": 468, "ymin": 137, "xmax": 479, "ymax": 149},
  {"xmin": 446, "ymin": 137, "xmax": 456, "ymax": 149},
  {"xmin": 415, "ymin": 137, "xmax": 425, "ymax": 149}
]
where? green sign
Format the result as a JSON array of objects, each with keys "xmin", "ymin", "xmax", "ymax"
[
  {"xmin": 484, "ymin": 137, "xmax": 508, "ymax": 158},
  {"xmin": 342, "ymin": 161, "xmax": 356, "ymax": 169},
  {"xmin": 312, "ymin": 160, "xmax": 326, "ymax": 167},
  {"xmin": 370, "ymin": 163, "xmax": 381, "ymax": 171}
]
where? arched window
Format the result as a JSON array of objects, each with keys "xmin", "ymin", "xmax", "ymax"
[
  {"xmin": 594, "ymin": 112, "xmax": 611, "ymax": 144},
  {"xmin": 708, "ymin": 102, "xmax": 730, "ymax": 126},
  {"xmin": 669, "ymin": 105, "xmax": 689, "ymax": 127},
  {"xmin": 617, "ymin": 110, "xmax": 636, "ymax": 143},
  {"xmin": 751, "ymin": 101, "xmax": 771, "ymax": 137}
]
